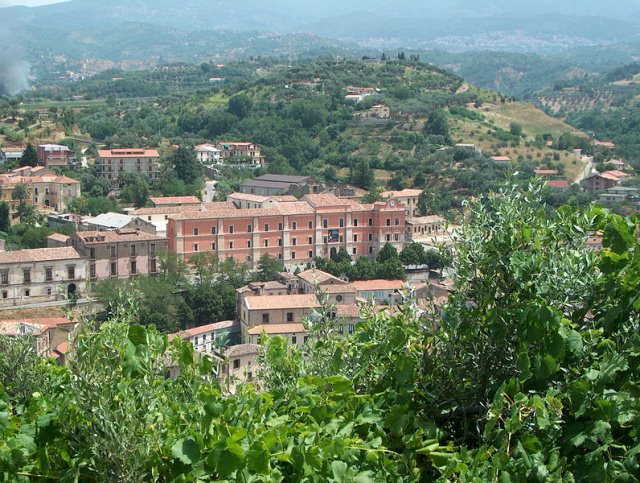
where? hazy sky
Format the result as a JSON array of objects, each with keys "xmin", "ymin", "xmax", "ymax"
[{"xmin": 1, "ymin": 0, "xmax": 63, "ymax": 5}]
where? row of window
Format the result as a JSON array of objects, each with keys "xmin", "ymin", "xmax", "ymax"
[
  {"xmin": 101, "ymin": 259, "xmax": 158, "ymax": 278},
  {"xmin": 95, "ymin": 243, "xmax": 157, "ymax": 259},
  {"xmin": 191, "ymin": 217, "xmax": 401, "ymax": 236},
  {"xmin": 0, "ymin": 267, "xmax": 76, "ymax": 285},
  {"xmin": 1, "ymin": 287, "xmax": 62, "ymax": 299}
]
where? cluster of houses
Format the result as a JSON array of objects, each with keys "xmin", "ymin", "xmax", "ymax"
[
  {"xmin": 0, "ymin": 184, "xmax": 448, "ymax": 309},
  {"xmin": 169, "ymin": 267, "xmax": 451, "ymax": 390},
  {"xmin": 581, "ymin": 165, "xmax": 639, "ymax": 203},
  {"xmin": 0, "ymin": 166, "xmax": 81, "ymax": 219},
  {"xmin": 344, "ymin": 85, "xmax": 379, "ymax": 103},
  {"xmin": 2, "ymin": 137, "xmax": 636, "ymax": 390},
  {"xmin": 0, "ymin": 144, "xmax": 77, "ymax": 169}
]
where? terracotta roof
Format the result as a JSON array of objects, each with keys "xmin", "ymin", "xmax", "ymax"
[
  {"xmin": 302, "ymin": 193, "xmax": 351, "ymax": 208},
  {"xmin": 351, "ymin": 280, "xmax": 405, "ymax": 292},
  {"xmin": 0, "ymin": 321, "xmax": 48, "ymax": 336},
  {"xmin": 277, "ymin": 271, "xmax": 298, "ymax": 281},
  {"xmin": 228, "ymin": 192, "xmax": 270, "ymax": 203},
  {"xmin": 297, "ymin": 269, "xmax": 344, "ymax": 285},
  {"xmin": 150, "ymin": 196, "xmax": 200, "ymax": 205},
  {"xmin": 256, "ymin": 281, "xmax": 288, "ymax": 291},
  {"xmin": 97, "ymin": 149, "xmax": 159, "ymax": 158},
  {"xmin": 0, "ymin": 247, "xmax": 82, "ymax": 264},
  {"xmin": 381, "ymin": 189, "xmax": 422, "ymax": 199},
  {"xmin": 75, "ymin": 230, "xmax": 165, "ymax": 243},
  {"xmin": 335, "ymin": 304, "xmax": 361, "ymax": 318},
  {"xmin": 47, "ymin": 233, "xmax": 70, "ymax": 243},
  {"xmin": 319, "ymin": 283, "xmax": 356, "ymax": 294},
  {"xmin": 598, "ymin": 172, "xmax": 622, "ymax": 182},
  {"xmin": 54, "ymin": 340, "xmax": 71, "ymax": 354},
  {"xmin": 201, "ymin": 202, "xmax": 238, "ymax": 211},
  {"xmin": 184, "ymin": 320, "xmax": 236, "ymax": 337},
  {"xmin": 0, "ymin": 316, "xmax": 72, "ymax": 330},
  {"xmin": 0, "ymin": 174, "xmax": 80, "ymax": 185},
  {"xmin": 534, "ymin": 169, "xmax": 559, "ymax": 175},
  {"xmin": 491, "ymin": 156, "xmax": 511, "ymax": 162},
  {"xmin": 224, "ymin": 343, "xmax": 261, "ymax": 357},
  {"xmin": 547, "ymin": 180, "xmax": 570, "ymax": 189},
  {"xmin": 12, "ymin": 166, "xmax": 49, "ymax": 173},
  {"xmin": 169, "ymin": 202, "xmax": 314, "ymax": 221},
  {"xmin": 246, "ymin": 323, "xmax": 307, "ymax": 335},
  {"xmin": 244, "ymin": 294, "xmax": 320, "ymax": 310},
  {"xmin": 135, "ymin": 202, "xmax": 235, "ymax": 216},
  {"xmin": 131, "ymin": 205, "xmax": 204, "ymax": 216},
  {"xmin": 270, "ymin": 195, "xmax": 298, "ymax": 202},
  {"xmin": 602, "ymin": 170, "xmax": 630, "ymax": 178},
  {"xmin": 594, "ymin": 140, "xmax": 615, "ymax": 148}
]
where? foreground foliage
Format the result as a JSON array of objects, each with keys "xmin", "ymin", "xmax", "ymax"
[{"xmin": 1, "ymin": 185, "xmax": 639, "ymax": 481}]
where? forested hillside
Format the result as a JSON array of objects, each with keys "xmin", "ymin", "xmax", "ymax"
[
  {"xmin": 2, "ymin": 184, "xmax": 639, "ymax": 480},
  {"xmin": 6, "ymin": 58, "xmax": 592, "ymax": 217}
]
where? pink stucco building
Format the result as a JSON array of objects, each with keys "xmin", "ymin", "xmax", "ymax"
[{"xmin": 167, "ymin": 193, "xmax": 406, "ymax": 269}]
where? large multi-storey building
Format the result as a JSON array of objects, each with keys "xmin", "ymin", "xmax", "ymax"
[
  {"xmin": 96, "ymin": 149, "xmax": 161, "ymax": 184},
  {"xmin": 215, "ymin": 142, "xmax": 265, "ymax": 167},
  {"xmin": 0, "ymin": 247, "xmax": 86, "ymax": 307},
  {"xmin": 166, "ymin": 193, "xmax": 406, "ymax": 270},
  {"xmin": 37, "ymin": 144, "xmax": 77, "ymax": 169},
  {"xmin": 69, "ymin": 229, "xmax": 167, "ymax": 282},
  {"xmin": 0, "ymin": 166, "xmax": 81, "ymax": 215}
]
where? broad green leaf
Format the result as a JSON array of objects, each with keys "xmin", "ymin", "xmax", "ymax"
[
  {"xmin": 171, "ymin": 438, "xmax": 201, "ymax": 466},
  {"xmin": 331, "ymin": 460, "xmax": 349, "ymax": 482},
  {"xmin": 247, "ymin": 442, "xmax": 269, "ymax": 475}
]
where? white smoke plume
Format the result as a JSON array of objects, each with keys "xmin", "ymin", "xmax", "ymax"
[{"xmin": 0, "ymin": 1, "xmax": 31, "ymax": 96}]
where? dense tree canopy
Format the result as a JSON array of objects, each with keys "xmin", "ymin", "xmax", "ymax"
[{"xmin": 1, "ymin": 185, "xmax": 640, "ymax": 480}]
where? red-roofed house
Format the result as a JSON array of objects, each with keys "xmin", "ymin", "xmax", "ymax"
[
  {"xmin": 581, "ymin": 172, "xmax": 622, "ymax": 192},
  {"xmin": 602, "ymin": 170, "xmax": 630, "ymax": 181},
  {"xmin": 534, "ymin": 169, "xmax": 559, "ymax": 177},
  {"xmin": 491, "ymin": 156, "xmax": 512, "ymax": 164},
  {"xmin": 96, "ymin": 149, "xmax": 161, "ymax": 184},
  {"xmin": 170, "ymin": 320, "xmax": 239, "ymax": 354},
  {"xmin": 0, "ymin": 166, "xmax": 81, "ymax": 216},
  {"xmin": 547, "ymin": 180, "xmax": 570, "ymax": 189},
  {"xmin": 1, "ymin": 317, "xmax": 76, "ymax": 356}
]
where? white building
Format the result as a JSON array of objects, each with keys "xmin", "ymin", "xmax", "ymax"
[
  {"xmin": 0, "ymin": 247, "xmax": 87, "ymax": 307},
  {"xmin": 195, "ymin": 144, "xmax": 221, "ymax": 165}
]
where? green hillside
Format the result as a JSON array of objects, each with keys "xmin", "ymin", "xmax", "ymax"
[
  {"xmin": 3, "ymin": 58, "xmax": 593, "ymax": 215},
  {"xmin": 534, "ymin": 62, "xmax": 640, "ymax": 163}
]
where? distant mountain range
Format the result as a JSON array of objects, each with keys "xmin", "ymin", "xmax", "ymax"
[
  {"xmin": 4, "ymin": 0, "xmax": 640, "ymax": 56},
  {"xmin": 2, "ymin": 0, "xmax": 640, "ymax": 97}
]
